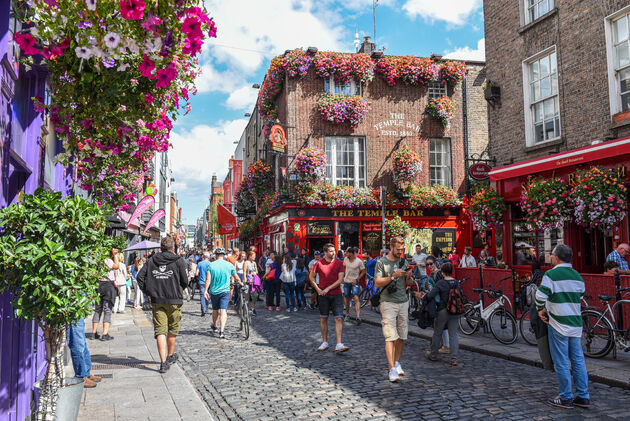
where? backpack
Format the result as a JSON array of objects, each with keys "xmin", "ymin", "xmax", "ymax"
[{"xmin": 446, "ymin": 280, "xmax": 466, "ymax": 315}]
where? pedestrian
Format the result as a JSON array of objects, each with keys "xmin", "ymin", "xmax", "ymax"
[
  {"xmin": 422, "ymin": 256, "xmax": 450, "ymax": 355},
  {"xmin": 295, "ymin": 257, "xmax": 307, "ymax": 310},
  {"xmin": 309, "ymin": 243, "xmax": 349, "ymax": 353},
  {"xmin": 605, "ymin": 243, "xmax": 630, "ymax": 274},
  {"xmin": 365, "ymin": 251, "xmax": 377, "ymax": 286},
  {"xmin": 281, "ymin": 254, "xmax": 297, "ymax": 312},
  {"xmin": 196, "ymin": 252, "xmax": 211, "ymax": 317},
  {"xmin": 67, "ymin": 318, "xmax": 101, "ymax": 388},
  {"xmin": 448, "ymin": 248, "xmax": 461, "ymax": 267},
  {"xmin": 113, "ymin": 253, "xmax": 128, "ymax": 313},
  {"xmin": 424, "ymin": 262, "xmax": 460, "ymax": 366},
  {"xmin": 374, "ymin": 236, "xmax": 413, "ymax": 382},
  {"xmin": 271, "ymin": 254, "xmax": 283, "ymax": 311},
  {"xmin": 411, "ymin": 244, "xmax": 427, "ymax": 279},
  {"xmin": 90, "ymin": 248, "xmax": 119, "ymax": 341},
  {"xmin": 203, "ymin": 247, "xmax": 243, "ymax": 339},
  {"xmin": 535, "ymin": 244, "xmax": 590, "ymax": 409},
  {"xmin": 258, "ymin": 250, "xmax": 269, "ymax": 278},
  {"xmin": 300, "ymin": 247, "xmax": 312, "ymax": 268},
  {"xmin": 308, "ymin": 250, "xmax": 321, "ymax": 309},
  {"xmin": 283, "ymin": 245, "xmax": 293, "ymax": 258},
  {"xmin": 227, "ymin": 247, "xmax": 239, "ymax": 266},
  {"xmin": 264, "ymin": 251, "xmax": 277, "ymax": 310},
  {"xmin": 233, "ymin": 251, "xmax": 246, "ymax": 307},
  {"xmin": 186, "ymin": 257, "xmax": 197, "ymax": 301},
  {"xmin": 130, "ymin": 257, "xmax": 144, "ymax": 309},
  {"xmin": 342, "ymin": 247, "xmax": 365, "ymax": 324},
  {"xmin": 245, "ymin": 251, "xmax": 261, "ymax": 315},
  {"xmin": 459, "ymin": 246, "xmax": 476, "ymax": 268},
  {"xmin": 136, "ymin": 236, "xmax": 189, "ymax": 373},
  {"xmin": 336, "ymin": 250, "xmax": 344, "ymax": 260}
]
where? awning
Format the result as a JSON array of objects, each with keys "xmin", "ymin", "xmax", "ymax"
[{"xmin": 489, "ymin": 137, "xmax": 630, "ymax": 181}]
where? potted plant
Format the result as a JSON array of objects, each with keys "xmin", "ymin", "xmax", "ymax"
[
  {"xmin": 466, "ymin": 186, "xmax": 506, "ymax": 232},
  {"xmin": 519, "ymin": 177, "xmax": 571, "ymax": 231},
  {"xmin": 426, "ymin": 96, "xmax": 455, "ymax": 128},
  {"xmin": 571, "ymin": 167, "xmax": 627, "ymax": 232},
  {"xmin": 384, "ymin": 215, "xmax": 411, "ymax": 243},
  {"xmin": 0, "ymin": 189, "xmax": 109, "ymax": 420},
  {"xmin": 392, "ymin": 145, "xmax": 423, "ymax": 188}
]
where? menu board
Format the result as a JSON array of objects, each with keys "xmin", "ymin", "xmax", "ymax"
[{"xmin": 405, "ymin": 227, "xmax": 456, "ymax": 256}]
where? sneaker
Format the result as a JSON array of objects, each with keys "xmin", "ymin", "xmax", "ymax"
[
  {"xmin": 211, "ymin": 324, "xmax": 217, "ymax": 332},
  {"xmin": 219, "ymin": 331, "xmax": 225, "ymax": 339},
  {"xmin": 450, "ymin": 358, "xmax": 457, "ymax": 366},
  {"xmin": 100, "ymin": 334, "xmax": 113, "ymax": 341},
  {"xmin": 317, "ymin": 342, "xmax": 329, "ymax": 351},
  {"xmin": 166, "ymin": 353, "xmax": 178, "ymax": 366},
  {"xmin": 93, "ymin": 332, "xmax": 100, "ymax": 340},
  {"xmin": 88, "ymin": 375, "xmax": 102, "ymax": 383},
  {"xmin": 394, "ymin": 361, "xmax": 404, "ymax": 376},
  {"xmin": 573, "ymin": 397, "xmax": 590, "ymax": 408},
  {"xmin": 268, "ymin": 306, "xmax": 273, "ymax": 311},
  {"xmin": 275, "ymin": 307, "xmax": 280, "ymax": 311},
  {"xmin": 438, "ymin": 346, "xmax": 450, "ymax": 354},
  {"xmin": 388, "ymin": 367, "xmax": 400, "ymax": 383},
  {"xmin": 547, "ymin": 396, "xmax": 574, "ymax": 409},
  {"xmin": 356, "ymin": 317, "xmax": 362, "ymax": 325},
  {"xmin": 425, "ymin": 351, "xmax": 437, "ymax": 361},
  {"xmin": 286, "ymin": 308, "xmax": 291, "ymax": 313},
  {"xmin": 86, "ymin": 333, "xmax": 94, "ymax": 340},
  {"xmin": 159, "ymin": 362, "xmax": 169, "ymax": 374},
  {"xmin": 83, "ymin": 377, "xmax": 97, "ymax": 388},
  {"xmin": 252, "ymin": 308, "xmax": 257, "ymax": 316},
  {"xmin": 335, "ymin": 343, "xmax": 349, "ymax": 353},
  {"xmin": 118, "ymin": 310, "xmax": 126, "ymax": 313},
  {"xmin": 293, "ymin": 307, "xmax": 298, "ymax": 312}
]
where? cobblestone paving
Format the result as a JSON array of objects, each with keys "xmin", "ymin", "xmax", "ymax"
[{"xmin": 175, "ymin": 298, "xmax": 630, "ymax": 421}]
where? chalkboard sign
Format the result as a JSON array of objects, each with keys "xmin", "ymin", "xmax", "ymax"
[{"xmin": 307, "ymin": 221, "xmax": 334, "ymax": 236}]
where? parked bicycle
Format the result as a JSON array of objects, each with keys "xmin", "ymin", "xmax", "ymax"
[
  {"xmin": 407, "ymin": 279, "xmax": 422, "ymax": 320},
  {"xmin": 581, "ymin": 286, "xmax": 630, "ymax": 359},
  {"xmin": 459, "ymin": 276, "xmax": 518, "ymax": 344},
  {"xmin": 359, "ymin": 274, "xmax": 379, "ymax": 312},
  {"xmin": 236, "ymin": 283, "xmax": 251, "ymax": 340}
]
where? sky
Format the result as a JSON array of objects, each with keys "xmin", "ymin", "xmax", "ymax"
[{"xmin": 171, "ymin": 0, "xmax": 485, "ymax": 225}]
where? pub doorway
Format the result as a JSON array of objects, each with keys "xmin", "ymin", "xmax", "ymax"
[
  {"xmin": 339, "ymin": 222, "xmax": 360, "ymax": 251},
  {"xmin": 307, "ymin": 237, "xmax": 334, "ymax": 255}
]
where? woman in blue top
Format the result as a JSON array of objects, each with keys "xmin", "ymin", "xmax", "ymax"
[{"xmin": 294, "ymin": 257, "xmax": 307, "ymax": 310}]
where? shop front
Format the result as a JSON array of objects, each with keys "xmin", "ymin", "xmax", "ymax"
[
  {"xmin": 261, "ymin": 204, "xmax": 472, "ymax": 257},
  {"xmin": 489, "ymin": 137, "xmax": 630, "ymax": 272}
]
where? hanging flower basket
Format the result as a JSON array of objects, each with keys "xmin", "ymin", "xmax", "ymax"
[
  {"xmin": 519, "ymin": 177, "xmax": 571, "ymax": 231},
  {"xmin": 426, "ymin": 96, "xmax": 455, "ymax": 128},
  {"xmin": 467, "ymin": 186, "xmax": 506, "ymax": 232},
  {"xmin": 294, "ymin": 147, "xmax": 327, "ymax": 184},
  {"xmin": 571, "ymin": 167, "xmax": 627, "ymax": 232},
  {"xmin": 245, "ymin": 160, "xmax": 274, "ymax": 199},
  {"xmin": 392, "ymin": 146, "xmax": 422, "ymax": 186},
  {"xmin": 316, "ymin": 94, "xmax": 369, "ymax": 127},
  {"xmin": 385, "ymin": 216, "xmax": 411, "ymax": 242}
]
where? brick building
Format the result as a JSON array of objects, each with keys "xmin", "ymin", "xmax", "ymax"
[
  {"xmin": 239, "ymin": 39, "xmax": 489, "ymax": 256},
  {"xmin": 485, "ymin": 0, "xmax": 630, "ymax": 271}
]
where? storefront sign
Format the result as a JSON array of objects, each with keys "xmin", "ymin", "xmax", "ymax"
[
  {"xmin": 362, "ymin": 222, "xmax": 382, "ymax": 232},
  {"xmin": 307, "ymin": 221, "xmax": 334, "ymax": 236},
  {"xmin": 469, "ymin": 163, "xmax": 491, "ymax": 180},
  {"xmin": 405, "ymin": 228, "xmax": 456, "ymax": 256},
  {"xmin": 373, "ymin": 113, "xmax": 421, "ymax": 137},
  {"xmin": 270, "ymin": 124, "xmax": 287, "ymax": 153},
  {"xmin": 291, "ymin": 208, "xmax": 459, "ymax": 218}
]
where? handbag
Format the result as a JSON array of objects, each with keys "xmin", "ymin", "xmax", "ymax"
[{"xmin": 265, "ymin": 269, "xmax": 276, "ymax": 281}]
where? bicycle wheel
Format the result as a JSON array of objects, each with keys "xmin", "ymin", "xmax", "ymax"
[
  {"xmin": 581, "ymin": 309, "xmax": 614, "ymax": 358},
  {"xmin": 359, "ymin": 287, "xmax": 371, "ymax": 308},
  {"xmin": 242, "ymin": 301, "xmax": 250, "ymax": 340},
  {"xmin": 519, "ymin": 311, "xmax": 537, "ymax": 346},
  {"xmin": 489, "ymin": 308, "xmax": 517, "ymax": 344},
  {"xmin": 459, "ymin": 303, "xmax": 481, "ymax": 335}
]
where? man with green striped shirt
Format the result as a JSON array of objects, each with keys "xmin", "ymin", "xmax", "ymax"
[{"xmin": 535, "ymin": 244, "xmax": 590, "ymax": 409}]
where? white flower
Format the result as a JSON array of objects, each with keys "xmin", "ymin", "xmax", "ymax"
[
  {"xmin": 104, "ymin": 32, "xmax": 121, "ymax": 49},
  {"xmin": 60, "ymin": 15, "xmax": 68, "ymax": 24},
  {"xmin": 144, "ymin": 37, "xmax": 162, "ymax": 53},
  {"xmin": 125, "ymin": 39, "xmax": 140, "ymax": 54},
  {"xmin": 29, "ymin": 27, "xmax": 39, "ymax": 37},
  {"xmin": 86, "ymin": 0, "xmax": 97, "ymax": 11},
  {"xmin": 117, "ymin": 63, "xmax": 130, "ymax": 72},
  {"xmin": 75, "ymin": 46, "xmax": 93, "ymax": 60},
  {"xmin": 91, "ymin": 47, "xmax": 104, "ymax": 58}
]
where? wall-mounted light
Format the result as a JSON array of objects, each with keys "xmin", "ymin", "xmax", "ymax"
[
  {"xmin": 252, "ymin": 83, "xmax": 261, "ymax": 89},
  {"xmin": 244, "ymin": 113, "xmax": 251, "ymax": 117}
]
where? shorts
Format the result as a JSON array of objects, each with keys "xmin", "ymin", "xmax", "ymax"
[
  {"xmin": 152, "ymin": 304, "xmax": 182, "ymax": 338},
  {"xmin": 319, "ymin": 294, "xmax": 344, "ymax": 319},
  {"xmin": 380, "ymin": 300, "xmax": 409, "ymax": 342},
  {"xmin": 342, "ymin": 282, "xmax": 360, "ymax": 298},
  {"xmin": 211, "ymin": 291, "xmax": 230, "ymax": 310}
]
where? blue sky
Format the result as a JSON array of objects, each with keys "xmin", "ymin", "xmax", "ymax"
[{"xmin": 170, "ymin": 0, "xmax": 485, "ymax": 224}]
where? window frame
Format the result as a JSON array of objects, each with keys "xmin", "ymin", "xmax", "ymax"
[
  {"xmin": 324, "ymin": 136, "xmax": 367, "ymax": 187},
  {"xmin": 605, "ymin": 5, "xmax": 630, "ymax": 116},
  {"xmin": 522, "ymin": 46, "xmax": 561, "ymax": 146},
  {"xmin": 427, "ymin": 82, "xmax": 447, "ymax": 100},
  {"xmin": 324, "ymin": 77, "xmax": 362, "ymax": 97},
  {"xmin": 428, "ymin": 137, "xmax": 453, "ymax": 188},
  {"xmin": 521, "ymin": 0, "xmax": 554, "ymax": 25}
]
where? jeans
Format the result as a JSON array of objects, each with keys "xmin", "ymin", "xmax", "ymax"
[
  {"xmin": 66, "ymin": 319, "xmax": 91, "ymax": 378},
  {"xmin": 283, "ymin": 282, "xmax": 296, "ymax": 308},
  {"xmin": 295, "ymin": 282, "xmax": 306, "ymax": 308},
  {"xmin": 199, "ymin": 282, "xmax": 209, "ymax": 313},
  {"xmin": 548, "ymin": 325, "xmax": 590, "ymax": 400},
  {"xmin": 431, "ymin": 309, "xmax": 459, "ymax": 358}
]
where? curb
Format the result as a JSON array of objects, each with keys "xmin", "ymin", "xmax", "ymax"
[{"xmin": 353, "ymin": 315, "xmax": 630, "ymax": 390}]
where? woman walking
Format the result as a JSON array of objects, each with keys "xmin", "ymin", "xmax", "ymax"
[
  {"xmin": 295, "ymin": 257, "xmax": 307, "ymax": 310},
  {"xmin": 233, "ymin": 251, "xmax": 246, "ymax": 307},
  {"xmin": 281, "ymin": 255, "xmax": 297, "ymax": 312},
  {"xmin": 130, "ymin": 257, "xmax": 144, "ymax": 309},
  {"xmin": 91, "ymin": 248, "xmax": 119, "ymax": 341},
  {"xmin": 246, "ymin": 251, "xmax": 261, "ymax": 315},
  {"xmin": 113, "ymin": 253, "xmax": 129, "ymax": 313}
]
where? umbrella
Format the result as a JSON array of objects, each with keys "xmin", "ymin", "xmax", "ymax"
[
  {"xmin": 124, "ymin": 240, "xmax": 161, "ymax": 251},
  {"xmin": 514, "ymin": 241, "xmax": 534, "ymax": 248}
]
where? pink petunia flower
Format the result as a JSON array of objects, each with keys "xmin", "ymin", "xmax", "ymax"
[
  {"xmin": 182, "ymin": 16, "xmax": 203, "ymax": 40},
  {"xmin": 14, "ymin": 33, "xmax": 40, "ymax": 56},
  {"xmin": 120, "ymin": 0, "xmax": 146, "ymax": 21},
  {"xmin": 138, "ymin": 55, "xmax": 155, "ymax": 79},
  {"xmin": 140, "ymin": 13, "xmax": 163, "ymax": 35},
  {"xmin": 155, "ymin": 63, "xmax": 177, "ymax": 88}
]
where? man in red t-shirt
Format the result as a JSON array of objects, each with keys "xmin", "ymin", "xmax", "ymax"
[{"xmin": 309, "ymin": 243, "xmax": 349, "ymax": 353}]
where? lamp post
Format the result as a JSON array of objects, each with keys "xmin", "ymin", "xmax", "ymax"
[{"xmin": 381, "ymin": 185, "xmax": 386, "ymax": 252}]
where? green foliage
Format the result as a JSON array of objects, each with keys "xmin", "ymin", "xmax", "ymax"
[
  {"xmin": 106, "ymin": 234, "xmax": 128, "ymax": 253},
  {"xmin": 0, "ymin": 189, "xmax": 109, "ymax": 329}
]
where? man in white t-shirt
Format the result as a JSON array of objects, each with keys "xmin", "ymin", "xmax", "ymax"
[
  {"xmin": 411, "ymin": 244, "xmax": 427, "ymax": 279},
  {"xmin": 460, "ymin": 246, "xmax": 477, "ymax": 268},
  {"xmin": 308, "ymin": 250, "xmax": 321, "ymax": 309},
  {"xmin": 342, "ymin": 247, "xmax": 366, "ymax": 324}
]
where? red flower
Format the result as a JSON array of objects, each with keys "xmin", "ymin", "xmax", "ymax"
[
  {"xmin": 14, "ymin": 33, "xmax": 40, "ymax": 56},
  {"xmin": 120, "ymin": 0, "xmax": 146, "ymax": 21}
]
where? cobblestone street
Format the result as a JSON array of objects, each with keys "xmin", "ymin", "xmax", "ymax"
[{"xmin": 175, "ymin": 297, "xmax": 630, "ymax": 421}]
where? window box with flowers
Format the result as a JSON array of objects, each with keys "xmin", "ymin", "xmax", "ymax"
[
  {"xmin": 316, "ymin": 94, "xmax": 370, "ymax": 128},
  {"xmin": 426, "ymin": 96, "xmax": 455, "ymax": 128},
  {"xmin": 519, "ymin": 177, "xmax": 571, "ymax": 231},
  {"xmin": 571, "ymin": 167, "xmax": 627, "ymax": 232},
  {"xmin": 294, "ymin": 147, "xmax": 327, "ymax": 185}
]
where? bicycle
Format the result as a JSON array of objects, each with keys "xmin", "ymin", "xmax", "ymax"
[
  {"xmin": 459, "ymin": 276, "xmax": 518, "ymax": 344},
  {"xmin": 581, "ymin": 286, "xmax": 630, "ymax": 359},
  {"xmin": 407, "ymin": 279, "xmax": 422, "ymax": 319},
  {"xmin": 359, "ymin": 274, "xmax": 379, "ymax": 310},
  {"xmin": 236, "ymin": 282, "xmax": 251, "ymax": 340}
]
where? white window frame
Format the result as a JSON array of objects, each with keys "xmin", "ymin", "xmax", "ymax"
[
  {"xmin": 605, "ymin": 5, "xmax": 630, "ymax": 116},
  {"xmin": 428, "ymin": 82, "xmax": 447, "ymax": 99},
  {"xmin": 522, "ymin": 46, "xmax": 561, "ymax": 146},
  {"xmin": 429, "ymin": 138, "xmax": 452, "ymax": 187},
  {"xmin": 324, "ymin": 136, "xmax": 366, "ymax": 187},
  {"xmin": 324, "ymin": 77, "xmax": 361, "ymax": 97},
  {"xmin": 521, "ymin": 0, "xmax": 554, "ymax": 25}
]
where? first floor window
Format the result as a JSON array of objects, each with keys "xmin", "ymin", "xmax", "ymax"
[
  {"xmin": 612, "ymin": 12, "xmax": 630, "ymax": 111},
  {"xmin": 325, "ymin": 136, "xmax": 366, "ymax": 187},
  {"xmin": 429, "ymin": 138, "xmax": 452, "ymax": 187},
  {"xmin": 525, "ymin": 49, "xmax": 561, "ymax": 144},
  {"xmin": 526, "ymin": 0, "xmax": 554, "ymax": 24},
  {"xmin": 324, "ymin": 77, "xmax": 361, "ymax": 96}
]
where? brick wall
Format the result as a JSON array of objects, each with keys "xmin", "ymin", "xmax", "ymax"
[{"xmin": 485, "ymin": 0, "xmax": 630, "ymax": 166}]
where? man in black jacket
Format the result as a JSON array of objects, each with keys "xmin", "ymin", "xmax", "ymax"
[{"xmin": 137, "ymin": 236, "xmax": 188, "ymax": 373}]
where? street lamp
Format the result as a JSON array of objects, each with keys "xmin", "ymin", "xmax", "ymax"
[
  {"xmin": 244, "ymin": 113, "xmax": 251, "ymax": 117},
  {"xmin": 252, "ymin": 83, "xmax": 260, "ymax": 89}
]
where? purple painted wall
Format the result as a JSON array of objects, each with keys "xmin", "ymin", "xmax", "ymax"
[{"xmin": 0, "ymin": 2, "xmax": 73, "ymax": 420}]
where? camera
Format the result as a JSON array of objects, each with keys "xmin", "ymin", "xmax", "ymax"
[{"xmin": 387, "ymin": 283, "xmax": 398, "ymax": 294}]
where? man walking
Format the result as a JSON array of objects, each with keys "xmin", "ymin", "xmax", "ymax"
[
  {"xmin": 196, "ymin": 252, "xmax": 211, "ymax": 316},
  {"xmin": 374, "ymin": 236, "xmax": 413, "ymax": 382},
  {"xmin": 204, "ymin": 247, "xmax": 242, "ymax": 339},
  {"xmin": 535, "ymin": 244, "xmax": 590, "ymax": 409},
  {"xmin": 342, "ymin": 247, "xmax": 366, "ymax": 324},
  {"xmin": 310, "ymin": 244, "xmax": 349, "ymax": 353},
  {"xmin": 137, "ymin": 236, "xmax": 189, "ymax": 373}
]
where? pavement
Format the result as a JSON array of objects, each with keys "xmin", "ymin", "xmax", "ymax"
[{"xmin": 75, "ymin": 307, "xmax": 214, "ymax": 421}]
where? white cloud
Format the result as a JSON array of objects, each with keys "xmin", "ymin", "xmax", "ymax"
[
  {"xmin": 225, "ymin": 85, "xmax": 259, "ymax": 110},
  {"xmin": 443, "ymin": 38, "xmax": 485, "ymax": 61},
  {"xmin": 402, "ymin": 0, "xmax": 482, "ymax": 26},
  {"xmin": 195, "ymin": 63, "xmax": 244, "ymax": 95}
]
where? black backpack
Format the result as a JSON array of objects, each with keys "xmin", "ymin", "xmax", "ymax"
[{"xmin": 446, "ymin": 280, "xmax": 466, "ymax": 315}]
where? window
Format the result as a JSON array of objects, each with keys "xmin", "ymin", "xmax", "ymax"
[
  {"xmin": 428, "ymin": 82, "xmax": 447, "ymax": 99},
  {"xmin": 324, "ymin": 77, "xmax": 361, "ymax": 96},
  {"xmin": 324, "ymin": 137, "xmax": 366, "ymax": 187},
  {"xmin": 612, "ymin": 12, "xmax": 630, "ymax": 112},
  {"xmin": 523, "ymin": 49, "xmax": 560, "ymax": 144},
  {"xmin": 429, "ymin": 138, "xmax": 452, "ymax": 187},
  {"xmin": 525, "ymin": 0, "xmax": 554, "ymax": 24}
]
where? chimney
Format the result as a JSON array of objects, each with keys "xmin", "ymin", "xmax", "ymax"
[{"xmin": 358, "ymin": 36, "xmax": 375, "ymax": 55}]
